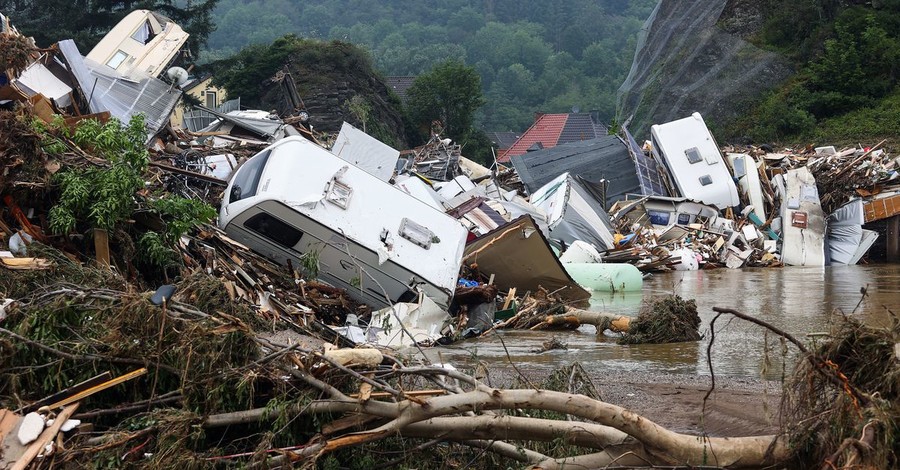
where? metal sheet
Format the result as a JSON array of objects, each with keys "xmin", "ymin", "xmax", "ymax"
[
  {"xmin": 332, "ymin": 122, "xmax": 399, "ymax": 182},
  {"xmin": 57, "ymin": 39, "xmax": 181, "ymax": 138},
  {"xmin": 463, "ymin": 216, "xmax": 590, "ymax": 305}
]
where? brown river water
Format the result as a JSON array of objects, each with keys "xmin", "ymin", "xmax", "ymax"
[{"xmin": 425, "ymin": 265, "xmax": 900, "ymax": 380}]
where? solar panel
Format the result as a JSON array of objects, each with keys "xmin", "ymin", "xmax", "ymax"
[{"xmin": 623, "ymin": 126, "xmax": 668, "ymax": 196}]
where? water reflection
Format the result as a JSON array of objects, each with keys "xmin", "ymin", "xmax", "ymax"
[{"xmin": 428, "ymin": 265, "xmax": 900, "ymax": 380}]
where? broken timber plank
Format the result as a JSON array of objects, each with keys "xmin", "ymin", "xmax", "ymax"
[
  {"xmin": 10, "ymin": 403, "xmax": 79, "ymax": 470},
  {"xmin": 0, "ymin": 258, "xmax": 53, "ymax": 270},
  {"xmin": 20, "ymin": 372, "xmax": 112, "ymax": 414},
  {"xmin": 46, "ymin": 368, "xmax": 147, "ymax": 409},
  {"xmin": 94, "ymin": 228, "xmax": 110, "ymax": 267}
]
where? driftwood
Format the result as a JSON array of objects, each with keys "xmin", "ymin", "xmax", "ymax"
[{"xmin": 532, "ymin": 307, "xmax": 631, "ymax": 332}]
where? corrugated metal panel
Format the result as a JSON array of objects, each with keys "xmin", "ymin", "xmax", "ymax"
[
  {"xmin": 509, "ymin": 135, "xmax": 640, "ymax": 207},
  {"xmin": 196, "ymin": 105, "xmax": 285, "ymax": 138},
  {"xmin": 57, "ymin": 39, "xmax": 181, "ymax": 138}
]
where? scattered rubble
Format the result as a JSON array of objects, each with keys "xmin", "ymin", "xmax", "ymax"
[{"xmin": 1, "ymin": 8, "xmax": 898, "ymax": 468}]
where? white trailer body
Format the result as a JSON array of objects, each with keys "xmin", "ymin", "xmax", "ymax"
[
  {"xmin": 219, "ymin": 136, "xmax": 468, "ymax": 308},
  {"xmin": 650, "ymin": 112, "xmax": 739, "ymax": 210}
]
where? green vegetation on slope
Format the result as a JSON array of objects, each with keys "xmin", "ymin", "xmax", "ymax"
[
  {"xmin": 730, "ymin": 1, "xmax": 900, "ymax": 144},
  {"xmin": 0, "ymin": 0, "xmax": 219, "ymax": 56},
  {"xmin": 204, "ymin": 0, "xmax": 656, "ymax": 132}
]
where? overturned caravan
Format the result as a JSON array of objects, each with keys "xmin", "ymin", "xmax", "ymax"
[{"xmin": 219, "ymin": 137, "xmax": 468, "ymax": 309}]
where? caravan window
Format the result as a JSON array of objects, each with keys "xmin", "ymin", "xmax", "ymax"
[
  {"xmin": 677, "ymin": 213, "xmax": 691, "ymax": 225},
  {"xmin": 106, "ymin": 50, "xmax": 129, "ymax": 69},
  {"xmin": 229, "ymin": 149, "xmax": 271, "ymax": 203},
  {"xmin": 648, "ymin": 210, "xmax": 670, "ymax": 226},
  {"xmin": 131, "ymin": 20, "xmax": 155, "ymax": 44},
  {"xmin": 244, "ymin": 213, "xmax": 303, "ymax": 248}
]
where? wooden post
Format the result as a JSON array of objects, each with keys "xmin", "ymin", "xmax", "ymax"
[{"xmin": 94, "ymin": 229, "xmax": 110, "ymax": 267}]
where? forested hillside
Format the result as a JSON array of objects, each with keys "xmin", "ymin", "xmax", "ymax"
[
  {"xmin": 205, "ymin": 0, "xmax": 657, "ymax": 132},
  {"xmin": 730, "ymin": 0, "xmax": 900, "ymax": 144}
]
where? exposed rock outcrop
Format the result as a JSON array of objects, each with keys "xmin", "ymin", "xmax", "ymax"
[
  {"xmin": 617, "ymin": 0, "xmax": 793, "ymax": 140},
  {"xmin": 257, "ymin": 41, "xmax": 409, "ymax": 148}
]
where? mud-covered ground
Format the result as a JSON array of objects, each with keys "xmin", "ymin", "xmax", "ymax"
[{"xmin": 484, "ymin": 367, "xmax": 782, "ymax": 437}]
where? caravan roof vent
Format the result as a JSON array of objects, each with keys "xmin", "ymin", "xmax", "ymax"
[{"xmin": 685, "ymin": 147, "xmax": 702, "ymax": 164}]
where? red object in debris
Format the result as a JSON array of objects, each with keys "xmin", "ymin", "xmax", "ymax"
[{"xmin": 791, "ymin": 211, "xmax": 808, "ymax": 229}]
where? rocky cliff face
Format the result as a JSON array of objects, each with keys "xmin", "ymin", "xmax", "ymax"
[
  {"xmin": 257, "ymin": 41, "xmax": 409, "ymax": 149},
  {"xmin": 617, "ymin": 0, "xmax": 794, "ymax": 140}
]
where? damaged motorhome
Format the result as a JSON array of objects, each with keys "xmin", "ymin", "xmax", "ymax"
[
  {"xmin": 219, "ymin": 136, "xmax": 468, "ymax": 309},
  {"xmin": 86, "ymin": 9, "xmax": 189, "ymax": 80},
  {"xmin": 529, "ymin": 172, "xmax": 616, "ymax": 251},
  {"xmin": 650, "ymin": 113, "xmax": 739, "ymax": 210}
]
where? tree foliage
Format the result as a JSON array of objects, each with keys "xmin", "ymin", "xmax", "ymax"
[
  {"xmin": 733, "ymin": 3, "xmax": 900, "ymax": 143},
  {"xmin": 36, "ymin": 115, "xmax": 215, "ymax": 269},
  {"xmin": 203, "ymin": 0, "xmax": 656, "ymax": 132},
  {"xmin": 407, "ymin": 60, "xmax": 485, "ymax": 144},
  {"xmin": 0, "ymin": 0, "xmax": 219, "ymax": 55}
]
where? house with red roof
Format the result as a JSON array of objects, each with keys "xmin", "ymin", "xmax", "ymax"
[{"xmin": 497, "ymin": 112, "xmax": 607, "ymax": 163}]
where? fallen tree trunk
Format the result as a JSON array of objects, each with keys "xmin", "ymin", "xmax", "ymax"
[
  {"xmin": 278, "ymin": 366, "xmax": 791, "ymax": 469},
  {"xmin": 533, "ymin": 307, "xmax": 631, "ymax": 331}
]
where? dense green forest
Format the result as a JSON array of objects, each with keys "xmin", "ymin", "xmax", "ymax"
[
  {"xmin": 731, "ymin": 0, "xmax": 900, "ymax": 144},
  {"xmin": 204, "ymin": 0, "xmax": 657, "ymax": 133}
]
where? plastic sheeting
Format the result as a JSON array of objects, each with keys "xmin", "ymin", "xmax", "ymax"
[
  {"xmin": 57, "ymin": 39, "xmax": 181, "ymax": 139},
  {"xmin": 828, "ymin": 199, "xmax": 866, "ymax": 265}
]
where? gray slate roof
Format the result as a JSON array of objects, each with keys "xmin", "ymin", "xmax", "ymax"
[{"xmin": 510, "ymin": 135, "xmax": 640, "ymax": 208}]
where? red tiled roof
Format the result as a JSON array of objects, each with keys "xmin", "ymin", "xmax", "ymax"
[{"xmin": 497, "ymin": 114, "xmax": 569, "ymax": 162}]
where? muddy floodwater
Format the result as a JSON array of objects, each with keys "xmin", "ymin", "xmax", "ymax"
[{"xmin": 426, "ymin": 265, "xmax": 900, "ymax": 380}]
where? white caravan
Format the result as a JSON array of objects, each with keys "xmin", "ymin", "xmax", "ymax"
[
  {"xmin": 780, "ymin": 167, "xmax": 826, "ymax": 266},
  {"xmin": 219, "ymin": 136, "xmax": 468, "ymax": 309},
  {"xmin": 650, "ymin": 112, "xmax": 739, "ymax": 210}
]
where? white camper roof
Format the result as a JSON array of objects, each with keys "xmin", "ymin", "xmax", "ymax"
[
  {"xmin": 86, "ymin": 10, "xmax": 188, "ymax": 80},
  {"xmin": 220, "ymin": 137, "xmax": 468, "ymax": 293},
  {"xmin": 650, "ymin": 112, "xmax": 739, "ymax": 210}
]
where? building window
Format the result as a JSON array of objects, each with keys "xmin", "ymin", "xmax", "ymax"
[
  {"xmin": 205, "ymin": 90, "xmax": 217, "ymax": 108},
  {"xmin": 106, "ymin": 50, "xmax": 129, "ymax": 70},
  {"xmin": 244, "ymin": 212, "xmax": 303, "ymax": 248}
]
